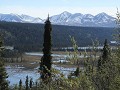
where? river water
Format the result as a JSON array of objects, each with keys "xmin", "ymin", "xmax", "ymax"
[{"xmin": 6, "ymin": 52, "xmax": 77, "ymax": 86}]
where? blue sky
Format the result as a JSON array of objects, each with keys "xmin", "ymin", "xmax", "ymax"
[{"xmin": 0, "ymin": 0, "xmax": 119, "ymax": 18}]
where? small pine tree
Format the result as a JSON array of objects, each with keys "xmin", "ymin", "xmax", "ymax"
[
  {"xmin": 19, "ymin": 79, "xmax": 22, "ymax": 90},
  {"xmin": 69, "ymin": 36, "xmax": 79, "ymax": 65},
  {"xmin": 25, "ymin": 76, "xmax": 29, "ymax": 90},
  {"xmin": 29, "ymin": 78, "xmax": 33, "ymax": 88},
  {"xmin": 74, "ymin": 66, "xmax": 80, "ymax": 77},
  {"xmin": 97, "ymin": 39, "xmax": 111, "ymax": 70},
  {"xmin": 35, "ymin": 81, "xmax": 38, "ymax": 90}
]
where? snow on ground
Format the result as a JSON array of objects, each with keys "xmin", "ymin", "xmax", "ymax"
[
  {"xmin": 52, "ymin": 65, "xmax": 76, "ymax": 77},
  {"xmin": 25, "ymin": 52, "xmax": 67, "ymax": 58},
  {"xmin": 6, "ymin": 66, "xmax": 40, "ymax": 86},
  {"xmin": 6, "ymin": 64, "xmax": 77, "ymax": 85}
]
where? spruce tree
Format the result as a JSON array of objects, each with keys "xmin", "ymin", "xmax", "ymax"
[
  {"xmin": 40, "ymin": 15, "xmax": 52, "ymax": 80},
  {"xmin": 29, "ymin": 78, "xmax": 33, "ymax": 88},
  {"xmin": 97, "ymin": 39, "xmax": 111, "ymax": 70},
  {"xmin": 97, "ymin": 39, "xmax": 112, "ymax": 90},
  {"xmin": 19, "ymin": 79, "xmax": 22, "ymax": 90},
  {"xmin": 0, "ymin": 34, "xmax": 8, "ymax": 90},
  {"xmin": 74, "ymin": 66, "xmax": 79, "ymax": 77},
  {"xmin": 25, "ymin": 76, "xmax": 29, "ymax": 90}
]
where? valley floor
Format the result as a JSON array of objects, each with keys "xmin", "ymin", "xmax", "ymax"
[{"xmin": 5, "ymin": 51, "xmax": 78, "ymax": 85}]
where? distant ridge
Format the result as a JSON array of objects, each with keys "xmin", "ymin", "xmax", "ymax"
[{"xmin": 0, "ymin": 11, "xmax": 116, "ymax": 27}]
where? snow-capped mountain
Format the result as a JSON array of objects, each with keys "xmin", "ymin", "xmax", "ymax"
[
  {"xmin": 19, "ymin": 14, "xmax": 35, "ymax": 22},
  {"xmin": 0, "ymin": 13, "xmax": 43, "ymax": 23},
  {"xmin": 0, "ymin": 12, "xmax": 116, "ymax": 27},
  {"xmin": 50, "ymin": 11, "xmax": 72, "ymax": 24},
  {"xmin": 31, "ymin": 18, "xmax": 43, "ymax": 23},
  {"xmin": 93, "ymin": 13, "xmax": 115, "ymax": 23},
  {"xmin": 0, "ymin": 13, "xmax": 22, "ymax": 22},
  {"xmin": 49, "ymin": 12, "xmax": 116, "ymax": 27}
]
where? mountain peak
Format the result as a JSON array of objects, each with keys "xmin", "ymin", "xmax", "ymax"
[
  {"xmin": 83, "ymin": 14, "xmax": 94, "ymax": 18},
  {"xmin": 72, "ymin": 13, "xmax": 83, "ymax": 16},
  {"xmin": 0, "ymin": 12, "xmax": 116, "ymax": 27},
  {"xmin": 62, "ymin": 11, "xmax": 71, "ymax": 14},
  {"xmin": 96, "ymin": 12, "xmax": 109, "ymax": 16}
]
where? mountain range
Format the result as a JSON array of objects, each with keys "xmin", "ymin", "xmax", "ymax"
[{"xmin": 0, "ymin": 11, "xmax": 116, "ymax": 27}]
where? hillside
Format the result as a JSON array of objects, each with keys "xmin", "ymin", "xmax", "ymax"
[{"xmin": 0, "ymin": 21, "xmax": 115, "ymax": 51}]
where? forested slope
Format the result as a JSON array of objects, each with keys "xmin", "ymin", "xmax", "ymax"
[{"xmin": 0, "ymin": 21, "xmax": 114, "ymax": 51}]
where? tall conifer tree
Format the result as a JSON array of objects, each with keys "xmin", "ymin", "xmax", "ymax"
[
  {"xmin": 97, "ymin": 39, "xmax": 111, "ymax": 70},
  {"xmin": 40, "ymin": 15, "xmax": 52, "ymax": 80},
  {"xmin": 93, "ymin": 39, "xmax": 113, "ymax": 90},
  {"xmin": 0, "ymin": 34, "xmax": 8, "ymax": 90}
]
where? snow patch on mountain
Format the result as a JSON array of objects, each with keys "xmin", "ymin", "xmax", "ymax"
[{"xmin": 0, "ymin": 12, "xmax": 116, "ymax": 27}]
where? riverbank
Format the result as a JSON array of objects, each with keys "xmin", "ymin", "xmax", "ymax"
[{"xmin": 5, "ymin": 51, "xmax": 78, "ymax": 85}]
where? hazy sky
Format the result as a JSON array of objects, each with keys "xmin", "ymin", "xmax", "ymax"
[{"xmin": 0, "ymin": 0, "xmax": 120, "ymax": 19}]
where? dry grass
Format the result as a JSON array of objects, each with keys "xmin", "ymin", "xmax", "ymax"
[
  {"xmin": 22, "ymin": 54, "xmax": 41, "ymax": 62},
  {"xmin": 5, "ymin": 54, "xmax": 41, "ymax": 70},
  {"xmin": 5, "ymin": 51, "xmax": 100, "ymax": 70}
]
